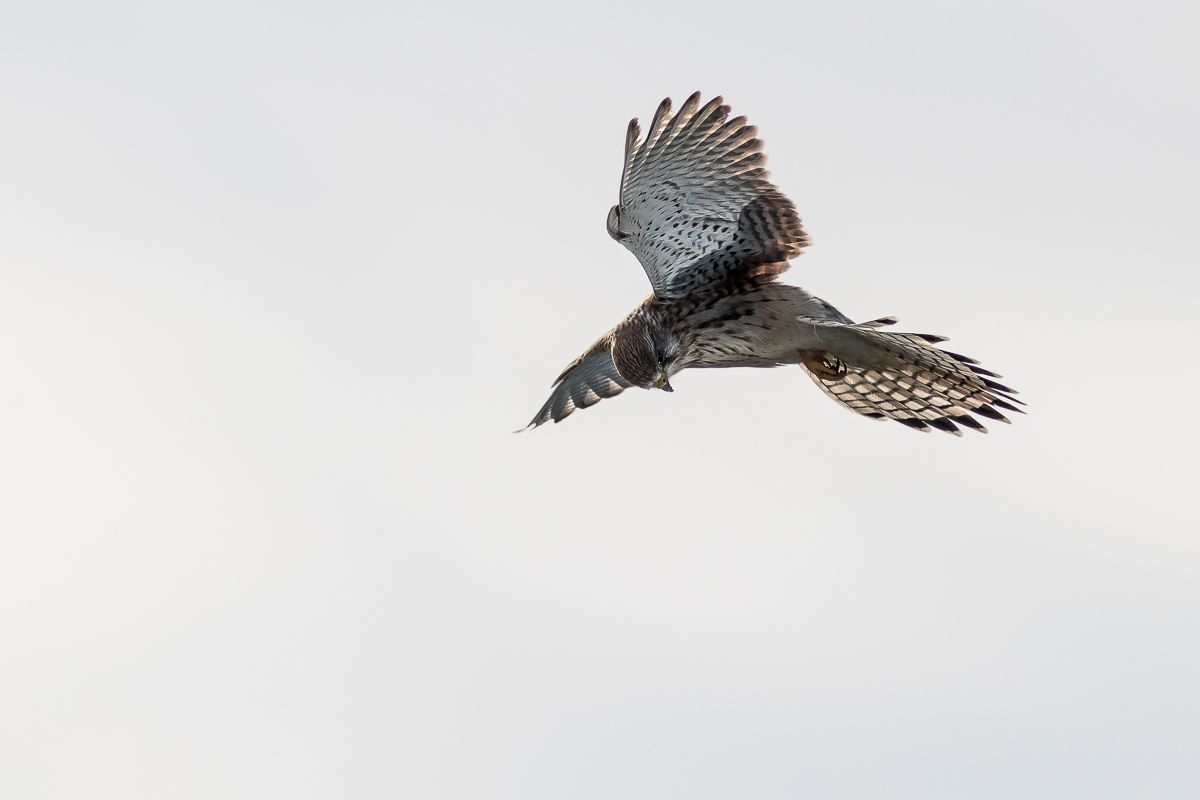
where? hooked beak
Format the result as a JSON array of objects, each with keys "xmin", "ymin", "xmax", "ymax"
[{"xmin": 653, "ymin": 372, "xmax": 673, "ymax": 392}]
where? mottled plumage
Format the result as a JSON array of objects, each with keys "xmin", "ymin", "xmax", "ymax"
[{"xmin": 523, "ymin": 94, "xmax": 1022, "ymax": 435}]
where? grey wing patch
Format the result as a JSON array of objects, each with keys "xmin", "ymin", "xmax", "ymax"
[
  {"xmin": 522, "ymin": 344, "xmax": 632, "ymax": 430},
  {"xmin": 665, "ymin": 190, "xmax": 807, "ymax": 296},
  {"xmin": 608, "ymin": 93, "xmax": 809, "ymax": 300},
  {"xmin": 798, "ymin": 319, "xmax": 1025, "ymax": 436}
]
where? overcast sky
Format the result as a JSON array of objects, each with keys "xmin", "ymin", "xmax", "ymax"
[{"xmin": 2, "ymin": 1, "xmax": 1198, "ymax": 798}]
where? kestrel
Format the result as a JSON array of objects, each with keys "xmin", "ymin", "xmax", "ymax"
[{"xmin": 523, "ymin": 93, "xmax": 1022, "ymax": 435}]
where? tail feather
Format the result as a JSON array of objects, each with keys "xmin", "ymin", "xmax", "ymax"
[{"xmin": 798, "ymin": 320, "xmax": 1022, "ymax": 436}]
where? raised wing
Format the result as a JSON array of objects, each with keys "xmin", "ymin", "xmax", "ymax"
[
  {"xmin": 606, "ymin": 93, "xmax": 809, "ymax": 300},
  {"xmin": 522, "ymin": 335, "xmax": 632, "ymax": 429}
]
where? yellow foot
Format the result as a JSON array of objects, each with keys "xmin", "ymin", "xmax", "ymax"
[{"xmin": 798, "ymin": 349, "xmax": 847, "ymax": 381}]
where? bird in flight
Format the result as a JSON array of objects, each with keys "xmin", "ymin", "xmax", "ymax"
[{"xmin": 522, "ymin": 93, "xmax": 1022, "ymax": 435}]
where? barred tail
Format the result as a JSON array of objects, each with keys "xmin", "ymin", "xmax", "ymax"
[{"xmin": 797, "ymin": 317, "xmax": 1024, "ymax": 436}]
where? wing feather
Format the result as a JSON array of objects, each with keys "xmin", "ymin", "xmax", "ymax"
[
  {"xmin": 608, "ymin": 94, "xmax": 809, "ymax": 300},
  {"xmin": 522, "ymin": 335, "xmax": 631, "ymax": 429},
  {"xmin": 798, "ymin": 320, "xmax": 1025, "ymax": 435}
]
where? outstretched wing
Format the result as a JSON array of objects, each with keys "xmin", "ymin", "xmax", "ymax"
[
  {"xmin": 797, "ymin": 318, "xmax": 1025, "ymax": 436},
  {"xmin": 522, "ymin": 335, "xmax": 632, "ymax": 429},
  {"xmin": 607, "ymin": 93, "xmax": 809, "ymax": 301}
]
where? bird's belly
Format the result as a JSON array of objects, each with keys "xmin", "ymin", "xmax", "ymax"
[{"xmin": 684, "ymin": 319, "xmax": 808, "ymax": 368}]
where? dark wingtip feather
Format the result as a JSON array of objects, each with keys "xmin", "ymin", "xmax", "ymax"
[
  {"xmin": 952, "ymin": 414, "xmax": 988, "ymax": 433},
  {"xmin": 972, "ymin": 405, "xmax": 1011, "ymax": 423},
  {"xmin": 990, "ymin": 397, "xmax": 1027, "ymax": 414},
  {"xmin": 943, "ymin": 349, "xmax": 979, "ymax": 364},
  {"xmin": 927, "ymin": 417, "xmax": 963, "ymax": 436},
  {"xmin": 897, "ymin": 417, "xmax": 932, "ymax": 432},
  {"xmin": 625, "ymin": 118, "xmax": 641, "ymax": 154},
  {"xmin": 919, "ymin": 333, "xmax": 951, "ymax": 344},
  {"xmin": 982, "ymin": 378, "xmax": 1019, "ymax": 395}
]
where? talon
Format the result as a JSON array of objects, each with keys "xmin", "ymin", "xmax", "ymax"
[{"xmin": 799, "ymin": 349, "xmax": 847, "ymax": 381}]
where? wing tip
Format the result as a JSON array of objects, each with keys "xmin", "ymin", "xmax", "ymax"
[{"xmin": 625, "ymin": 118, "xmax": 641, "ymax": 155}]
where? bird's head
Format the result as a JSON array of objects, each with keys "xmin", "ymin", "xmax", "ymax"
[{"xmin": 612, "ymin": 317, "xmax": 679, "ymax": 392}]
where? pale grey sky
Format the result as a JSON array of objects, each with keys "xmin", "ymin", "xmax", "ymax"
[{"xmin": 1, "ymin": 1, "xmax": 1198, "ymax": 798}]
